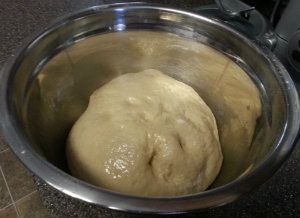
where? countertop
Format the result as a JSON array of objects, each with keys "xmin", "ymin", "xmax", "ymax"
[{"xmin": 0, "ymin": 0, "xmax": 299, "ymax": 217}]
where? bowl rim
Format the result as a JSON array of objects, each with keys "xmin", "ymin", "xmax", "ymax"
[{"xmin": 0, "ymin": 2, "xmax": 299, "ymax": 214}]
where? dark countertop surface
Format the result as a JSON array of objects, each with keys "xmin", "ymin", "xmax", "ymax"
[{"xmin": 0, "ymin": 0, "xmax": 299, "ymax": 217}]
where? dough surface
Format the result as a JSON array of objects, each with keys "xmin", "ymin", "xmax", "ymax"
[{"xmin": 67, "ymin": 69, "xmax": 223, "ymax": 196}]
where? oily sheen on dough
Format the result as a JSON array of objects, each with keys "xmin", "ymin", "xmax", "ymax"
[{"xmin": 67, "ymin": 69, "xmax": 223, "ymax": 196}]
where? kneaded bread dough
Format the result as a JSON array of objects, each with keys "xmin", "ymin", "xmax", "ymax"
[{"xmin": 67, "ymin": 69, "xmax": 223, "ymax": 196}]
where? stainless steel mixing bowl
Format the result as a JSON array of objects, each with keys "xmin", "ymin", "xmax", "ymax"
[{"xmin": 0, "ymin": 3, "xmax": 299, "ymax": 215}]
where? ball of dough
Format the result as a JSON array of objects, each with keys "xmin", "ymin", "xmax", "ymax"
[{"xmin": 66, "ymin": 69, "xmax": 223, "ymax": 196}]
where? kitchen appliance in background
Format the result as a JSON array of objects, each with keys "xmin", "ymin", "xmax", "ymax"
[
  {"xmin": 197, "ymin": 0, "xmax": 300, "ymax": 86},
  {"xmin": 273, "ymin": 0, "xmax": 300, "ymax": 81}
]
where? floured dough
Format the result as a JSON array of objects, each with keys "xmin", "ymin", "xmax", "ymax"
[{"xmin": 67, "ymin": 69, "xmax": 223, "ymax": 196}]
